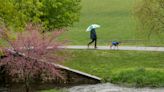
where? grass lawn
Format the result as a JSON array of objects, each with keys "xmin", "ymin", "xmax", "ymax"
[
  {"xmin": 62, "ymin": 50, "xmax": 164, "ymax": 87},
  {"xmin": 59, "ymin": 0, "xmax": 164, "ymax": 46},
  {"xmin": 39, "ymin": 89, "xmax": 67, "ymax": 92}
]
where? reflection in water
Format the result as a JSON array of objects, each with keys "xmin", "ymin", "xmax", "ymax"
[
  {"xmin": 68, "ymin": 83, "xmax": 164, "ymax": 92},
  {"xmin": 1, "ymin": 83, "xmax": 164, "ymax": 92}
]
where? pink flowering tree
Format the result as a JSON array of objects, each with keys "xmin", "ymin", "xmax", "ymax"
[{"xmin": 0, "ymin": 24, "xmax": 65, "ymax": 92}]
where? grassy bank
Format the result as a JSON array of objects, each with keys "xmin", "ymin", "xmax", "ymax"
[
  {"xmin": 59, "ymin": 0, "xmax": 164, "ymax": 46},
  {"xmin": 39, "ymin": 89, "xmax": 66, "ymax": 92},
  {"xmin": 62, "ymin": 50, "xmax": 164, "ymax": 87}
]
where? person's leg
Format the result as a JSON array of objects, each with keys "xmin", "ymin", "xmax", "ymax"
[
  {"xmin": 94, "ymin": 39, "xmax": 97, "ymax": 48},
  {"xmin": 88, "ymin": 39, "xmax": 94, "ymax": 48}
]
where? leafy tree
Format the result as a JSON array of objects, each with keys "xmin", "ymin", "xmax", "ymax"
[
  {"xmin": 0, "ymin": 24, "xmax": 65, "ymax": 92},
  {"xmin": 0, "ymin": 0, "xmax": 81, "ymax": 31},
  {"xmin": 41, "ymin": 0, "xmax": 81, "ymax": 30},
  {"xmin": 135, "ymin": 0, "xmax": 164, "ymax": 39}
]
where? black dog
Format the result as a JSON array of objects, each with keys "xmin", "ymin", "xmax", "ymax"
[{"xmin": 110, "ymin": 41, "xmax": 120, "ymax": 49}]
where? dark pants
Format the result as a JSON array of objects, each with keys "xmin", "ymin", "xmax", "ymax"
[{"xmin": 88, "ymin": 38, "xmax": 97, "ymax": 48}]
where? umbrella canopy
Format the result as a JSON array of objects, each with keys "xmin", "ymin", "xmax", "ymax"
[{"xmin": 86, "ymin": 24, "xmax": 100, "ymax": 32}]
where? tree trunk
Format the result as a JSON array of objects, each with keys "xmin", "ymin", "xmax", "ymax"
[{"xmin": 25, "ymin": 78, "xmax": 30, "ymax": 92}]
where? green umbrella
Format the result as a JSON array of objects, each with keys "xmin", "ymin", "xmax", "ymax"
[{"xmin": 86, "ymin": 24, "xmax": 101, "ymax": 32}]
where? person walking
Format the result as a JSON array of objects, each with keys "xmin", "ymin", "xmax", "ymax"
[{"xmin": 88, "ymin": 28, "xmax": 97, "ymax": 48}]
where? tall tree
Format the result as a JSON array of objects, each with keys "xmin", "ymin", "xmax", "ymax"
[
  {"xmin": 135, "ymin": 0, "xmax": 164, "ymax": 39},
  {"xmin": 0, "ymin": 0, "xmax": 81, "ymax": 31}
]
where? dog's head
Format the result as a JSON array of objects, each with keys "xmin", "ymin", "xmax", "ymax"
[{"xmin": 118, "ymin": 41, "xmax": 121, "ymax": 44}]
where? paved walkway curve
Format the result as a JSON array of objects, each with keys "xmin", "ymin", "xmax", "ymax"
[
  {"xmin": 68, "ymin": 83, "xmax": 164, "ymax": 92},
  {"xmin": 59, "ymin": 46, "xmax": 164, "ymax": 52}
]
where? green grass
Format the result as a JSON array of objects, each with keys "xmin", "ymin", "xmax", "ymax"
[
  {"xmin": 59, "ymin": 0, "xmax": 164, "ymax": 46},
  {"xmin": 39, "ymin": 89, "xmax": 66, "ymax": 92},
  {"xmin": 62, "ymin": 50, "xmax": 164, "ymax": 87},
  {"xmin": 111, "ymin": 68, "xmax": 164, "ymax": 87}
]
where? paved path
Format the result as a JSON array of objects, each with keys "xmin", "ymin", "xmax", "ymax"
[
  {"xmin": 69, "ymin": 83, "xmax": 164, "ymax": 92},
  {"xmin": 59, "ymin": 46, "xmax": 164, "ymax": 52}
]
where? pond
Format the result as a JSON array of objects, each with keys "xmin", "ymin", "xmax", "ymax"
[{"xmin": 68, "ymin": 83, "xmax": 164, "ymax": 92}]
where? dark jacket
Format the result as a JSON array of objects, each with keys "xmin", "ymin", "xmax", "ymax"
[{"xmin": 90, "ymin": 29, "xmax": 97, "ymax": 39}]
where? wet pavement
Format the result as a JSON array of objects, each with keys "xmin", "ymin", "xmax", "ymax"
[{"xmin": 59, "ymin": 46, "xmax": 164, "ymax": 52}]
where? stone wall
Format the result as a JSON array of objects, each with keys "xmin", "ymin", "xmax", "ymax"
[{"xmin": 58, "ymin": 68, "xmax": 101, "ymax": 85}]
